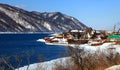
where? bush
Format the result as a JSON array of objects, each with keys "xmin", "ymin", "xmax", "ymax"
[{"xmin": 54, "ymin": 47, "xmax": 120, "ymax": 70}]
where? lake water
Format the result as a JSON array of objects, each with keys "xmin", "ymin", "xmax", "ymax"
[{"xmin": 0, "ymin": 33, "xmax": 68, "ymax": 69}]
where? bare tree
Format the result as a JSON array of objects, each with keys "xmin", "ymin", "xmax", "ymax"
[
  {"xmin": 0, "ymin": 58, "xmax": 5, "ymax": 70},
  {"xmin": 14, "ymin": 55, "xmax": 23, "ymax": 70},
  {"xmin": 26, "ymin": 52, "xmax": 32, "ymax": 70},
  {"xmin": 66, "ymin": 44, "xmax": 120, "ymax": 70},
  {"xmin": 38, "ymin": 55, "xmax": 45, "ymax": 62},
  {"xmin": 1, "ymin": 56, "xmax": 15, "ymax": 70}
]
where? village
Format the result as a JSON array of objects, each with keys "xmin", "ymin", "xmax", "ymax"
[{"xmin": 41, "ymin": 25, "xmax": 120, "ymax": 47}]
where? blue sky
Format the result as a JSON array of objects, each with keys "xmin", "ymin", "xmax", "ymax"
[{"xmin": 0, "ymin": 0, "xmax": 120, "ymax": 30}]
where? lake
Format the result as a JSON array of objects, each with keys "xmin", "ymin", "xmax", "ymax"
[{"xmin": 0, "ymin": 33, "xmax": 68, "ymax": 69}]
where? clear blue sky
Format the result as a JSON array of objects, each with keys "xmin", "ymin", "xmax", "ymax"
[{"xmin": 0, "ymin": 0, "xmax": 120, "ymax": 30}]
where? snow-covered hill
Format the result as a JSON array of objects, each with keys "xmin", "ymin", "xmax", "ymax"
[{"xmin": 0, "ymin": 4, "xmax": 87, "ymax": 32}]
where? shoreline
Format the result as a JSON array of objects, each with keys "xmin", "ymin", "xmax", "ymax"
[{"xmin": 0, "ymin": 32, "xmax": 54, "ymax": 34}]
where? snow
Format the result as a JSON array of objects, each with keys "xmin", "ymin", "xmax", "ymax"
[
  {"xmin": 0, "ymin": 6, "xmax": 35, "ymax": 30},
  {"xmin": 53, "ymin": 16, "xmax": 58, "ymax": 20},
  {"xmin": 37, "ymin": 39, "xmax": 45, "ymax": 42},
  {"xmin": 37, "ymin": 38, "xmax": 120, "ymax": 53},
  {"xmin": 51, "ymin": 33, "xmax": 60, "ymax": 36},
  {"xmin": 78, "ymin": 43, "xmax": 120, "ymax": 54},
  {"xmin": 44, "ymin": 22, "xmax": 52, "ymax": 31},
  {"xmin": 15, "ymin": 57, "xmax": 72, "ymax": 70},
  {"xmin": 48, "ymin": 13, "xmax": 54, "ymax": 17},
  {"xmin": 0, "ymin": 18, "xmax": 7, "ymax": 23},
  {"xmin": 70, "ymin": 30, "xmax": 84, "ymax": 32},
  {"xmin": 17, "ymin": 42, "xmax": 120, "ymax": 70},
  {"xmin": 105, "ymin": 65, "xmax": 120, "ymax": 70}
]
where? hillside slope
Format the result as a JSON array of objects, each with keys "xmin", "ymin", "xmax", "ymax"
[{"xmin": 0, "ymin": 4, "xmax": 87, "ymax": 32}]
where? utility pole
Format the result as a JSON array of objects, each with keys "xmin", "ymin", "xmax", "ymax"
[{"xmin": 113, "ymin": 24, "xmax": 116, "ymax": 33}]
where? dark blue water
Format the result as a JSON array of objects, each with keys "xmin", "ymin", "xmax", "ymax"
[{"xmin": 0, "ymin": 33, "xmax": 68, "ymax": 69}]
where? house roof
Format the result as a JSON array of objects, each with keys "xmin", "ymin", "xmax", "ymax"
[{"xmin": 108, "ymin": 35, "xmax": 120, "ymax": 39}]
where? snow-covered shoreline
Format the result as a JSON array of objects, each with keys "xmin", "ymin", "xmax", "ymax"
[
  {"xmin": 37, "ymin": 39, "xmax": 120, "ymax": 52},
  {"xmin": 105, "ymin": 65, "xmax": 120, "ymax": 70},
  {"xmin": 16, "ymin": 43, "xmax": 120, "ymax": 70},
  {"xmin": 15, "ymin": 57, "xmax": 72, "ymax": 70},
  {"xmin": 0, "ymin": 32, "xmax": 54, "ymax": 34}
]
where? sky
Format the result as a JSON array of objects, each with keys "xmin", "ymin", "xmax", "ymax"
[{"xmin": 0, "ymin": 0, "xmax": 120, "ymax": 30}]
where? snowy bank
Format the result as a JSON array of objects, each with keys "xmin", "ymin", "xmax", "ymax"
[
  {"xmin": 16, "ymin": 42, "xmax": 120, "ymax": 70},
  {"xmin": 105, "ymin": 65, "xmax": 120, "ymax": 70},
  {"xmin": 78, "ymin": 43, "xmax": 120, "ymax": 54},
  {"xmin": 15, "ymin": 57, "xmax": 73, "ymax": 70}
]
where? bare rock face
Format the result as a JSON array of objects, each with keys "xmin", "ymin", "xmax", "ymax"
[{"xmin": 0, "ymin": 4, "xmax": 87, "ymax": 32}]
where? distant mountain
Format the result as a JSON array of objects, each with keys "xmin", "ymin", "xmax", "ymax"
[{"xmin": 0, "ymin": 4, "xmax": 87, "ymax": 32}]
